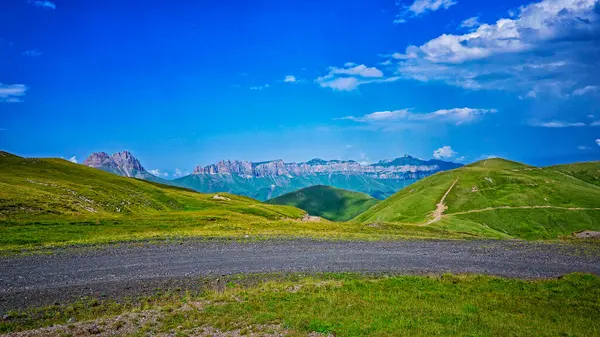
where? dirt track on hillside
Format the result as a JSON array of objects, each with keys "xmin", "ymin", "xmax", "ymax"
[{"xmin": 1, "ymin": 239, "xmax": 599, "ymax": 311}]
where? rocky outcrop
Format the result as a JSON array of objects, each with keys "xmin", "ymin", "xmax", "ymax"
[
  {"xmin": 192, "ymin": 155, "xmax": 461, "ymax": 179},
  {"xmin": 83, "ymin": 151, "xmax": 149, "ymax": 178}
]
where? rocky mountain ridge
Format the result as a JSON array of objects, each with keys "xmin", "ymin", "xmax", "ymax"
[
  {"xmin": 82, "ymin": 151, "xmax": 462, "ymax": 200},
  {"xmin": 83, "ymin": 151, "xmax": 150, "ymax": 179},
  {"xmin": 193, "ymin": 155, "xmax": 461, "ymax": 179}
]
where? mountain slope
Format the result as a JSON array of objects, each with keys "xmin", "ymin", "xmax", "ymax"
[
  {"xmin": 174, "ymin": 172, "xmax": 413, "ymax": 201},
  {"xmin": 175, "ymin": 155, "xmax": 461, "ymax": 201},
  {"xmin": 355, "ymin": 158, "xmax": 600, "ymax": 239},
  {"xmin": 0, "ymin": 151, "xmax": 303, "ymax": 220},
  {"xmin": 266, "ymin": 185, "xmax": 379, "ymax": 222},
  {"xmin": 550, "ymin": 161, "xmax": 600, "ymax": 186}
]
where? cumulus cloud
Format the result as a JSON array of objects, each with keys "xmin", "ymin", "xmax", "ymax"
[
  {"xmin": 529, "ymin": 121, "xmax": 586, "ymax": 128},
  {"xmin": 388, "ymin": 0, "xmax": 600, "ymax": 96},
  {"xmin": 395, "ymin": 0, "xmax": 458, "ymax": 23},
  {"xmin": 596, "ymin": 139, "xmax": 600, "ymax": 147},
  {"xmin": 22, "ymin": 49, "xmax": 42, "ymax": 57},
  {"xmin": 433, "ymin": 146, "xmax": 458, "ymax": 160},
  {"xmin": 149, "ymin": 169, "xmax": 169, "ymax": 178},
  {"xmin": 68, "ymin": 156, "xmax": 78, "ymax": 164},
  {"xmin": 29, "ymin": 0, "xmax": 55, "ymax": 9},
  {"xmin": 0, "ymin": 83, "xmax": 28, "ymax": 103},
  {"xmin": 339, "ymin": 107, "xmax": 496, "ymax": 125},
  {"xmin": 284, "ymin": 75, "xmax": 297, "ymax": 83},
  {"xmin": 316, "ymin": 63, "xmax": 398, "ymax": 91},
  {"xmin": 573, "ymin": 86, "xmax": 599, "ymax": 96}
]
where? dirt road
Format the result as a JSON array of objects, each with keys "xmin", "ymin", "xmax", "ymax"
[{"xmin": 1, "ymin": 239, "xmax": 599, "ymax": 311}]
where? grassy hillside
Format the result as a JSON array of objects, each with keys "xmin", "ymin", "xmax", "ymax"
[
  {"xmin": 266, "ymin": 185, "xmax": 379, "ymax": 221},
  {"xmin": 0, "ymin": 152, "xmax": 313, "ymax": 250},
  {"xmin": 1, "ymin": 151, "xmax": 485, "ymax": 251},
  {"xmin": 550, "ymin": 161, "xmax": 600, "ymax": 186},
  {"xmin": 0, "ymin": 151, "xmax": 302, "ymax": 219},
  {"xmin": 355, "ymin": 158, "xmax": 600, "ymax": 239}
]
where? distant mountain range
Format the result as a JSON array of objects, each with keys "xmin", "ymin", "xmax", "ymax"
[{"xmin": 82, "ymin": 151, "xmax": 462, "ymax": 200}]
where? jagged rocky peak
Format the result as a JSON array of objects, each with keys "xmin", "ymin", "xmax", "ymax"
[
  {"xmin": 83, "ymin": 152, "xmax": 116, "ymax": 168},
  {"xmin": 111, "ymin": 151, "xmax": 145, "ymax": 177},
  {"xmin": 83, "ymin": 151, "xmax": 148, "ymax": 178}
]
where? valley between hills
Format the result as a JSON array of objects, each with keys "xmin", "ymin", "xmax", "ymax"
[
  {"xmin": 2, "ymin": 150, "xmax": 599, "ymax": 250},
  {"xmin": 2, "ymin": 150, "xmax": 600, "ymax": 336}
]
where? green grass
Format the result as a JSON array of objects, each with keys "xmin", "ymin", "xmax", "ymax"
[
  {"xmin": 266, "ymin": 185, "xmax": 379, "ymax": 221},
  {"xmin": 0, "ymin": 151, "xmax": 303, "ymax": 219},
  {"xmin": 550, "ymin": 161, "xmax": 600, "ymax": 186},
  {"xmin": 0, "ymin": 151, "xmax": 498, "ymax": 253},
  {"xmin": 2, "ymin": 152, "xmax": 600, "ymax": 249},
  {"xmin": 3, "ymin": 273, "xmax": 599, "ymax": 336},
  {"xmin": 0, "ymin": 215, "xmax": 485, "ymax": 253},
  {"xmin": 355, "ymin": 158, "xmax": 600, "ymax": 239}
]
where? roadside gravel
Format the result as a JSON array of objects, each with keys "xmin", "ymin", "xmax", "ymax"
[{"xmin": 1, "ymin": 239, "xmax": 599, "ymax": 311}]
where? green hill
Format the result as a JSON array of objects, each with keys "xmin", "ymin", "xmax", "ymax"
[
  {"xmin": 0, "ymin": 151, "xmax": 302, "ymax": 219},
  {"xmin": 0, "ymin": 151, "xmax": 307, "ymax": 250},
  {"xmin": 550, "ymin": 161, "xmax": 600, "ymax": 186},
  {"xmin": 266, "ymin": 185, "xmax": 379, "ymax": 221},
  {"xmin": 355, "ymin": 158, "xmax": 600, "ymax": 240}
]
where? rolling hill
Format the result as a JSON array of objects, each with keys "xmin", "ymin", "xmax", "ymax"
[
  {"xmin": 0, "ymin": 151, "xmax": 302, "ymax": 220},
  {"xmin": 0, "ymin": 151, "xmax": 309, "ymax": 250},
  {"xmin": 354, "ymin": 158, "xmax": 600, "ymax": 239},
  {"xmin": 266, "ymin": 185, "xmax": 379, "ymax": 221}
]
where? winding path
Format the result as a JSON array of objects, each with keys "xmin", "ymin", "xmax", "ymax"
[{"xmin": 424, "ymin": 178, "xmax": 459, "ymax": 225}]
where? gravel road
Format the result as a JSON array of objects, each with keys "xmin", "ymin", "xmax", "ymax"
[{"xmin": 1, "ymin": 239, "xmax": 599, "ymax": 311}]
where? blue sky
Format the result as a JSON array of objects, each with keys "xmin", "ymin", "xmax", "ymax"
[{"xmin": 1, "ymin": 0, "xmax": 599, "ymax": 178}]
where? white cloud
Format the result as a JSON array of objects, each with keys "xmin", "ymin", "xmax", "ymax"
[
  {"xmin": 149, "ymin": 169, "xmax": 169, "ymax": 178},
  {"xmin": 389, "ymin": 0, "xmax": 600, "ymax": 96},
  {"xmin": 359, "ymin": 152, "xmax": 370, "ymax": 165},
  {"xmin": 433, "ymin": 146, "xmax": 457, "ymax": 160},
  {"xmin": 22, "ymin": 49, "xmax": 42, "ymax": 57},
  {"xmin": 596, "ymin": 139, "xmax": 600, "ymax": 147},
  {"xmin": 573, "ymin": 86, "xmax": 599, "ymax": 96},
  {"xmin": 460, "ymin": 16, "xmax": 480, "ymax": 29},
  {"xmin": 339, "ymin": 107, "xmax": 496, "ymax": 125},
  {"xmin": 68, "ymin": 156, "xmax": 78, "ymax": 164},
  {"xmin": 0, "ymin": 83, "xmax": 28, "ymax": 103},
  {"xmin": 174, "ymin": 168, "xmax": 189, "ymax": 178},
  {"xmin": 316, "ymin": 63, "xmax": 399, "ymax": 91},
  {"xmin": 529, "ymin": 121, "xmax": 586, "ymax": 128},
  {"xmin": 29, "ymin": 0, "xmax": 55, "ymax": 9},
  {"xmin": 324, "ymin": 64, "xmax": 384, "ymax": 78},
  {"xmin": 284, "ymin": 75, "xmax": 297, "ymax": 83},
  {"xmin": 578, "ymin": 145, "xmax": 589, "ymax": 150},
  {"xmin": 395, "ymin": 0, "xmax": 458, "ymax": 23},
  {"xmin": 591, "ymin": 121, "xmax": 600, "ymax": 126}
]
